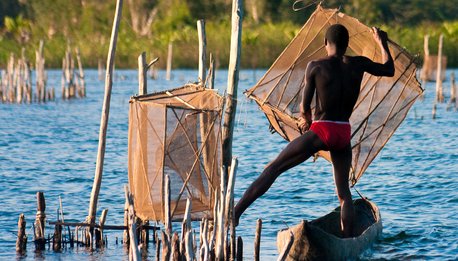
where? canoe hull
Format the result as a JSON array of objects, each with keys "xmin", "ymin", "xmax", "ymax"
[{"xmin": 277, "ymin": 199, "xmax": 382, "ymax": 260}]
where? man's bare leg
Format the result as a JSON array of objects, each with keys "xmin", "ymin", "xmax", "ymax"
[
  {"xmin": 234, "ymin": 131, "xmax": 326, "ymax": 225},
  {"xmin": 330, "ymin": 144, "xmax": 354, "ymax": 237}
]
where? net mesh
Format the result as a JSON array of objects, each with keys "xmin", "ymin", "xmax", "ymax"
[
  {"xmin": 128, "ymin": 84, "xmax": 224, "ymax": 221},
  {"xmin": 245, "ymin": 5, "xmax": 423, "ymax": 186}
]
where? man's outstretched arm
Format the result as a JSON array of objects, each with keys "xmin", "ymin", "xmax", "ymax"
[{"xmin": 361, "ymin": 27, "xmax": 395, "ymax": 77}]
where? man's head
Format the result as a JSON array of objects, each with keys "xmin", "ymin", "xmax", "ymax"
[{"xmin": 325, "ymin": 24, "xmax": 349, "ymax": 55}]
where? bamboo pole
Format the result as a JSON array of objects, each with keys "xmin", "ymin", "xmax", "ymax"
[
  {"xmin": 87, "ymin": 0, "xmax": 123, "ymax": 233},
  {"xmin": 222, "ymin": 0, "xmax": 243, "ymax": 170},
  {"xmin": 96, "ymin": 209, "xmax": 108, "ymax": 247},
  {"xmin": 37, "ymin": 40, "xmax": 46, "ymax": 102},
  {"xmin": 16, "ymin": 214, "xmax": 27, "ymax": 252},
  {"xmin": 58, "ymin": 195, "xmax": 72, "ymax": 247},
  {"xmin": 436, "ymin": 34, "xmax": 444, "ymax": 103},
  {"xmin": 138, "ymin": 52, "xmax": 147, "ymax": 95},
  {"xmin": 254, "ymin": 219, "xmax": 262, "ymax": 261},
  {"xmin": 75, "ymin": 47, "xmax": 86, "ymax": 97},
  {"xmin": 225, "ymin": 157, "xmax": 238, "ymax": 260},
  {"xmin": 123, "ymin": 194, "xmax": 130, "ymax": 245},
  {"xmin": 197, "ymin": 19, "xmax": 207, "ymax": 84},
  {"xmin": 53, "ymin": 223, "xmax": 62, "ymax": 251},
  {"xmin": 185, "ymin": 230, "xmax": 194, "ymax": 260},
  {"xmin": 236, "ymin": 236, "xmax": 243, "ymax": 261},
  {"xmin": 164, "ymin": 174, "xmax": 172, "ymax": 236},
  {"xmin": 200, "ymin": 218, "xmax": 209, "ymax": 261},
  {"xmin": 208, "ymin": 53, "xmax": 215, "ymax": 89},
  {"xmin": 125, "ymin": 187, "xmax": 141, "ymax": 261},
  {"xmin": 277, "ymin": 231, "xmax": 294, "ymax": 261},
  {"xmin": 15, "ymin": 48, "xmax": 24, "ymax": 104},
  {"xmin": 24, "ymin": 50, "xmax": 32, "ymax": 104},
  {"xmin": 140, "ymin": 220, "xmax": 149, "ymax": 249},
  {"xmin": 64, "ymin": 45, "xmax": 75, "ymax": 99},
  {"xmin": 161, "ymin": 231, "xmax": 171, "ymax": 261},
  {"xmin": 209, "ymin": 190, "xmax": 218, "ymax": 255},
  {"xmin": 215, "ymin": 167, "xmax": 227, "ymax": 260},
  {"xmin": 171, "ymin": 232, "xmax": 181, "ymax": 261},
  {"xmin": 147, "ymin": 57, "xmax": 159, "ymax": 80},
  {"xmin": 35, "ymin": 191, "xmax": 46, "ymax": 250},
  {"xmin": 166, "ymin": 42, "xmax": 173, "ymax": 81},
  {"xmin": 7, "ymin": 53, "xmax": 14, "ymax": 103},
  {"xmin": 180, "ymin": 198, "xmax": 192, "ymax": 258},
  {"xmin": 420, "ymin": 34, "xmax": 429, "ymax": 85}
]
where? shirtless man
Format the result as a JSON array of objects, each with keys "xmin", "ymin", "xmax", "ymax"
[{"xmin": 234, "ymin": 24, "xmax": 394, "ymax": 237}]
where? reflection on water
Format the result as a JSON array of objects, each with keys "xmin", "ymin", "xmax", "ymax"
[{"xmin": 0, "ymin": 69, "xmax": 457, "ymax": 260}]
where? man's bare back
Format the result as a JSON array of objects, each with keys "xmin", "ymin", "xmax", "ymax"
[{"xmin": 234, "ymin": 25, "xmax": 394, "ymax": 237}]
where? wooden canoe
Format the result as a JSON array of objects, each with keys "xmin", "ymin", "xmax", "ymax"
[{"xmin": 277, "ymin": 199, "xmax": 382, "ymax": 260}]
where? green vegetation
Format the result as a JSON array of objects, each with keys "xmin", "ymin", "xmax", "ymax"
[{"xmin": 0, "ymin": 0, "xmax": 457, "ymax": 68}]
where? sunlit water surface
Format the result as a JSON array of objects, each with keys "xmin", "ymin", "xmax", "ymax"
[{"xmin": 0, "ymin": 69, "xmax": 457, "ymax": 260}]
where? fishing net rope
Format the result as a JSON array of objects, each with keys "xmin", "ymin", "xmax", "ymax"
[
  {"xmin": 245, "ymin": 5, "xmax": 423, "ymax": 186},
  {"xmin": 128, "ymin": 84, "xmax": 224, "ymax": 221}
]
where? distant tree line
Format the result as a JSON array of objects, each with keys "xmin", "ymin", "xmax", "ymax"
[
  {"xmin": 0, "ymin": 0, "xmax": 457, "ymax": 68},
  {"xmin": 2, "ymin": 0, "xmax": 457, "ymax": 34}
]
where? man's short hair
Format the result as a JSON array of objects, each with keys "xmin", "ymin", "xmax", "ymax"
[{"xmin": 325, "ymin": 24, "xmax": 349, "ymax": 51}]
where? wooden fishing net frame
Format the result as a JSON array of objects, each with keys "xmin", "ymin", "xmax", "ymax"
[{"xmin": 128, "ymin": 84, "xmax": 224, "ymax": 221}]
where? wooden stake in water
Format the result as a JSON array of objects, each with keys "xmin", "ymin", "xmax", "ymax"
[
  {"xmin": 87, "ymin": 0, "xmax": 124, "ymax": 236},
  {"xmin": 226, "ymin": 157, "xmax": 238, "ymax": 261},
  {"xmin": 125, "ymin": 186, "xmax": 141, "ymax": 261},
  {"xmin": 435, "ymin": 34, "xmax": 444, "ymax": 103},
  {"xmin": 96, "ymin": 209, "xmax": 108, "ymax": 248},
  {"xmin": 98, "ymin": 59, "xmax": 104, "ymax": 80},
  {"xmin": 236, "ymin": 236, "xmax": 243, "ymax": 261},
  {"xmin": 123, "ymin": 193, "xmax": 130, "ymax": 246},
  {"xmin": 16, "ymin": 214, "xmax": 27, "ymax": 253},
  {"xmin": 53, "ymin": 223, "xmax": 62, "ymax": 251},
  {"xmin": 420, "ymin": 34, "xmax": 430, "ymax": 86},
  {"xmin": 138, "ymin": 52, "xmax": 147, "ymax": 95},
  {"xmin": 161, "ymin": 230, "xmax": 171, "ymax": 261},
  {"xmin": 171, "ymin": 232, "xmax": 181, "ymax": 261},
  {"xmin": 166, "ymin": 42, "xmax": 173, "ymax": 81},
  {"xmin": 75, "ymin": 47, "xmax": 86, "ymax": 98},
  {"xmin": 216, "ymin": 166, "xmax": 227, "ymax": 260},
  {"xmin": 254, "ymin": 219, "xmax": 262, "ymax": 261},
  {"xmin": 35, "ymin": 40, "xmax": 46, "ymax": 103},
  {"xmin": 208, "ymin": 53, "xmax": 215, "ymax": 90},
  {"xmin": 164, "ymin": 174, "xmax": 172, "ymax": 236},
  {"xmin": 35, "ymin": 192, "xmax": 46, "ymax": 251},
  {"xmin": 197, "ymin": 19, "xmax": 207, "ymax": 84},
  {"xmin": 432, "ymin": 103, "xmax": 437, "ymax": 120},
  {"xmin": 222, "ymin": 0, "xmax": 243, "ymax": 169}
]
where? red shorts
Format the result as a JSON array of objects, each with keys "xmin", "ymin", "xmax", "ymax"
[{"xmin": 309, "ymin": 121, "xmax": 351, "ymax": 151}]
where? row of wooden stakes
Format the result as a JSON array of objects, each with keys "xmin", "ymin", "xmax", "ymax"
[
  {"xmin": 0, "ymin": 44, "xmax": 53, "ymax": 104},
  {"xmin": 62, "ymin": 44, "xmax": 86, "ymax": 100},
  {"xmin": 0, "ymin": 40, "xmax": 87, "ymax": 104},
  {"xmin": 16, "ymin": 158, "xmax": 295, "ymax": 260}
]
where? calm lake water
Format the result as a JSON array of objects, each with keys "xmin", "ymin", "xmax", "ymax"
[{"xmin": 1, "ymin": 69, "xmax": 457, "ymax": 260}]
